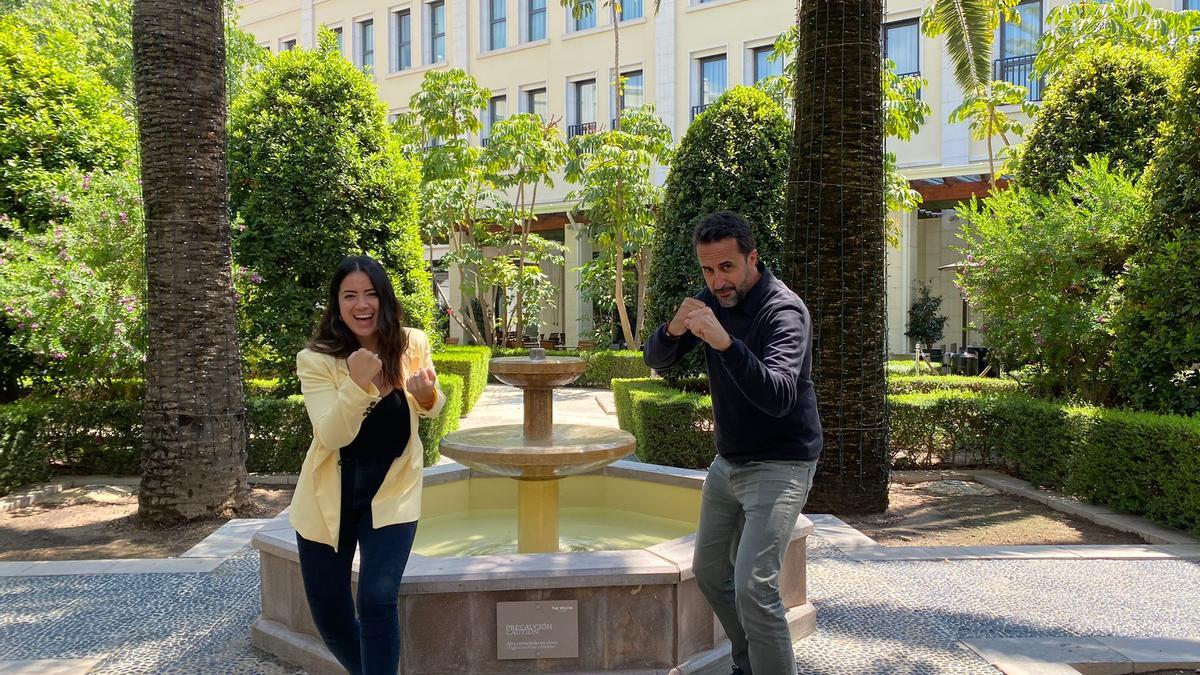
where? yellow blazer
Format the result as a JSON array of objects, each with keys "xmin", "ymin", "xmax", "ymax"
[{"xmin": 289, "ymin": 327, "xmax": 446, "ymax": 551}]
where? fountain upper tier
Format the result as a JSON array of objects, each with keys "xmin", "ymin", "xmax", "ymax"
[
  {"xmin": 439, "ymin": 423, "xmax": 635, "ymax": 479},
  {"xmin": 488, "ymin": 355, "xmax": 587, "ymax": 388}
]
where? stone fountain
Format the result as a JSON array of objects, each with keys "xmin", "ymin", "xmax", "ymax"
[
  {"xmin": 250, "ymin": 351, "xmax": 815, "ymax": 674},
  {"xmin": 439, "ymin": 350, "xmax": 635, "ymax": 553}
]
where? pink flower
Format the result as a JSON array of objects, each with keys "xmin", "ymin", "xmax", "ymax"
[
  {"xmin": 52, "ymin": 352, "xmax": 67, "ymax": 361},
  {"xmin": 82, "ymin": 174, "xmax": 92, "ymax": 190},
  {"xmin": 119, "ymin": 212, "xmax": 129, "ymax": 224},
  {"xmin": 250, "ymin": 273, "xmax": 264, "ymax": 284}
]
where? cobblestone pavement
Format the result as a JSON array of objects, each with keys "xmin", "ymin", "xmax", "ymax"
[{"xmin": 3, "ymin": 530, "xmax": 1199, "ymax": 674}]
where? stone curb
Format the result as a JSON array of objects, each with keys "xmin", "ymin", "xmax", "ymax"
[{"xmin": 962, "ymin": 636, "xmax": 1200, "ymax": 674}]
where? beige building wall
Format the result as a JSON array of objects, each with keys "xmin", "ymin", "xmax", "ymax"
[{"xmin": 238, "ymin": 0, "xmax": 1193, "ymax": 353}]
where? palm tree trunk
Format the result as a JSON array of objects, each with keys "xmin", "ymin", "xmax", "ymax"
[
  {"xmin": 781, "ymin": 0, "xmax": 889, "ymax": 514},
  {"xmin": 133, "ymin": 0, "xmax": 247, "ymax": 524}
]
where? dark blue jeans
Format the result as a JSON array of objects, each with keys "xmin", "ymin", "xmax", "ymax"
[{"xmin": 296, "ymin": 456, "xmax": 417, "ymax": 675}]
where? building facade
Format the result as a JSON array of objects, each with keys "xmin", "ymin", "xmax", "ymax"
[{"xmin": 237, "ymin": 0, "xmax": 1192, "ymax": 354}]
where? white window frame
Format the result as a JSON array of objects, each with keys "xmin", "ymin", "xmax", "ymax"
[
  {"xmin": 425, "ymin": 0, "xmax": 447, "ymax": 65},
  {"xmin": 390, "ymin": 5, "xmax": 413, "ymax": 72},
  {"xmin": 354, "ymin": 15, "xmax": 376, "ymax": 73},
  {"xmin": 690, "ymin": 47, "xmax": 728, "ymax": 117}
]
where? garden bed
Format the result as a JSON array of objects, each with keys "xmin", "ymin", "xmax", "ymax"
[
  {"xmin": 0, "ymin": 484, "xmax": 293, "ymax": 561},
  {"xmin": 836, "ymin": 479, "xmax": 1145, "ymax": 547}
]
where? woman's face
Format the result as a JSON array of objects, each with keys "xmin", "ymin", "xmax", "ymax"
[{"xmin": 338, "ymin": 270, "xmax": 380, "ymax": 340}]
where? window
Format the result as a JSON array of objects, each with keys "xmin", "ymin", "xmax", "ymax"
[
  {"xmin": 332, "ymin": 26, "xmax": 344, "ymax": 53},
  {"xmin": 883, "ymin": 19, "xmax": 919, "ymax": 77},
  {"xmin": 392, "ymin": 10, "xmax": 412, "ymax": 71},
  {"xmin": 570, "ymin": 79, "xmax": 597, "ymax": 137},
  {"xmin": 1185, "ymin": 0, "xmax": 1199, "ymax": 10},
  {"xmin": 752, "ymin": 46, "xmax": 783, "ymax": 83},
  {"xmin": 618, "ymin": 70, "xmax": 644, "ymax": 111},
  {"xmin": 489, "ymin": 0, "xmax": 507, "ymax": 50},
  {"xmin": 527, "ymin": 0, "xmax": 547, "ymax": 41},
  {"xmin": 621, "ymin": 0, "xmax": 643, "ymax": 20},
  {"xmin": 996, "ymin": 0, "xmax": 1043, "ymax": 100},
  {"xmin": 694, "ymin": 54, "xmax": 726, "ymax": 118},
  {"xmin": 357, "ymin": 18, "xmax": 374, "ymax": 73},
  {"xmin": 280, "ymin": 38, "xmax": 297, "ymax": 51},
  {"xmin": 428, "ymin": 0, "xmax": 446, "ymax": 64},
  {"xmin": 484, "ymin": 96, "xmax": 506, "ymax": 145},
  {"xmin": 525, "ymin": 87, "xmax": 548, "ymax": 118},
  {"xmin": 572, "ymin": 0, "xmax": 596, "ymax": 31}
]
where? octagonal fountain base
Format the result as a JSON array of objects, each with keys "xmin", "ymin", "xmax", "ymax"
[{"xmin": 251, "ymin": 461, "xmax": 815, "ymax": 674}]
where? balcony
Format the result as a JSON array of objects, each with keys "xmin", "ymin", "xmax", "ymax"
[
  {"xmin": 690, "ymin": 104, "xmax": 711, "ymax": 120},
  {"xmin": 567, "ymin": 121, "xmax": 597, "ymax": 139},
  {"xmin": 994, "ymin": 54, "xmax": 1043, "ymax": 102},
  {"xmin": 481, "ymin": 137, "xmax": 491, "ymax": 147}
]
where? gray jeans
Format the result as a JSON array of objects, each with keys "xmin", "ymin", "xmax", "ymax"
[{"xmin": 693, "ymin": 455, "xmax": 817, "ymax": 675}]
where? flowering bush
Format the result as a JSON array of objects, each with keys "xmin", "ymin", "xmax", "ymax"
[{"xmin": 0, "ymin": 165, "xmax": 145, "ymax": 388}]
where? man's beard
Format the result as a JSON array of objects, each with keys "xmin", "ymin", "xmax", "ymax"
[{"xmin": 716, "ymin": 285, "xmax": 744, "ymax": 308}]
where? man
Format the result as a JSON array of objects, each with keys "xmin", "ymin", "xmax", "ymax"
[{"xmin": 644, "ymin": 210, "xmax": 822, "ymax": 675}]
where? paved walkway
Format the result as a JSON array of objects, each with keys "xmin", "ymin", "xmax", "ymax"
[{"xmin": 2, "ymin": 386, "xmax": 1199, "ymax": 673}]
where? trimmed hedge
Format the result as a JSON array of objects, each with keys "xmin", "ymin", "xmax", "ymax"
[
  {"xmin": 612, "ymin": 378, "xmax": 713, "ymax": 469},
  {"xmin": 417, "ymin": 373, "xmax": 463, "ymax": 465},
  {"xmin": 614, "ymin": 379, "xmax": 1200, "ymax": 535},
  {"xmin": 887, "ymin": 375, "xmax": 1019, "ymax": 395},
  {"xmin": 490, "ymin": 349, "xmax": 650, "ymax": 388},
  {"xmin": 433, "ymin": 346, "xmax": 490, "ymax": 415},
  {"xmin": 0, "ymin": 373, "xmax": 466, "ymax": 495}
]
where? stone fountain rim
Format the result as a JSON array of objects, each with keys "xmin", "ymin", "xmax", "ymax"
[{"xmin": 251, "ymin": 460, "xmax": 814, "ymax": 595}]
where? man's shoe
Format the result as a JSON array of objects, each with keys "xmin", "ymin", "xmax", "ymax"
[{"xmin": 730, "ymin": 667, "xmax": 745, "ymax": 675}]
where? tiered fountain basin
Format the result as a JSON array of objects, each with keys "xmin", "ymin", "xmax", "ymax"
[{"xmin": 251, "ymin": 461, "xmax": 815, "ymax": 674}]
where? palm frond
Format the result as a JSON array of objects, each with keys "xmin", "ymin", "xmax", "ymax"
[{"xmin": 922, "ymin": 0, "xmax": 994, "ymax": 92}]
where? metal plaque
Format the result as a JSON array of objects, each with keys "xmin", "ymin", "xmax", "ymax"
[{"xmin": 496, "ymin": 600, "xmax": 579, "ymax": 660}]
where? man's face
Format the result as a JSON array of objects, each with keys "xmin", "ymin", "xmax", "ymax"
[{"xmin": 696, "ymin": 238, "xmax": 759, "ymax": 308}]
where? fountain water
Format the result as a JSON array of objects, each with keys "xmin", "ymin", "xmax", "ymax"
[{"xmin": 251, "ymin": 353, "xmax": 815, "ymax": 674}]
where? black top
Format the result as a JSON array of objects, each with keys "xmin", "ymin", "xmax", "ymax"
[
  {"xmin": 339, "ymin": 388, "xmax": 412, "ymax": 461},
  {"xmin": 643, "ymin": 263, "xmax": 823, "ymax": 463}
]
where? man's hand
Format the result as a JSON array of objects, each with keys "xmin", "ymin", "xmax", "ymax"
[
  {"xmin": 684, "ymin": 306, "xmax": 733, "ymax": 351},
  {"xmin": 668, "ymin": 298, "xmax": 707, "ymax": 337},
  {"xmin": 347, "ymin": 348, "xmax": 382, "ymax": 391},
  {"xmin": 405, "ymin": 366, "xmax": 438, "ymax": 409}
]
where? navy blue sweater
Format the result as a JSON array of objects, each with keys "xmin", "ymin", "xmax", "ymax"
[{"xmin": 644, "ymin": 265, "xmax": 823, "ymax": 463}]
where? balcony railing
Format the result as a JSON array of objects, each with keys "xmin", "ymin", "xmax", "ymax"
[
  {"xmin": 481, "ymin": 136, "xmax": 491, "ymax": 147},
  {"xmin": 994, "ymin": 54, "xmax": 1043, "ymax": 102},
  {"xmin": 567, "ymin": 121, "xmax": 597, "ymax": 139},
  {"xmin": 690, "ymin": 104, "xmax": 711, "ymax": 120}
]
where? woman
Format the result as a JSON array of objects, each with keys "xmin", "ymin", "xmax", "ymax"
[{"xmin": 289, "ymin": 255, "xmax": 444, "ymax": 675}]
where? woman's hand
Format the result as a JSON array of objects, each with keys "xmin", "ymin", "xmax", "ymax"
[
  {"xmin": 405, "ymin": 366, "xmax": 438, "ymax": 410},
  {"xmin": 347, "ymin": 348, "xmax": 382, "ymax": 392}
]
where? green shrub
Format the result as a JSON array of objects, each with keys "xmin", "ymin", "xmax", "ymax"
[
  {"xmin": 957, "ymin": 157, "xmax": 1142, "ymax": 404},
  {"xmin": 244, "ymin": 396, "xmax": 309, "ymax": 473},
  {"xmin": 645, "ymin": 86, "xmax": 791, "ymax": 379},
  {"xmin": 0, "ymin": 402, "xmax": 54, "ymax": 494},
  {"xmin": 612, "ymin": 378, "xmax": 714, "ymax": 469},
  {"xmin": 1015, "ymin": 45, "xmax": 1175, "ymax": 194},
  {"xmin": 229, "ymin": 35, "xmax": 434, "ymax": 381},
  {"xmin": 1066, "ymin": 407, "xmax": 1200, "ymax": 532},
  {"xmin": 0, "ymin": 17, "xmax": 134, "ymax": 226},
  {"xmin": 1112, "ymin": 46, "xmax": 1200, "ymax": 416},
  {"xmin": 418, "ymin": 372, "xmax": 462, "ymax": 465},
  {"xmin": 887, "ymin": 375, "xmax": 1019, "ymax": 395},
  {"xmin": 432, "ymin": 349, "xmax": 489, "ymax": 415}
]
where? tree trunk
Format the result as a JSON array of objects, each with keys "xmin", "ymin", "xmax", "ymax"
[
  {"xmin": 133, "ymin": 0, "xmax": 248, "ymax": 524},
  {"xmin": 781, "ymin": 0, "xmax": 889, "ymax": 514}
]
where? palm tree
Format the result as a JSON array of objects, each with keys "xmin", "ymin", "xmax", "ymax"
[
  {"xmin": 133, "ymin": 0, "xmax": 247, "ymax": 524},
  {"xmin": 922, "ymin": 0, "xmax": 1025, "ymax": 185},
  {"xmin": 781, "ymin": 0, "xmax": 889, "ymax": 513}
]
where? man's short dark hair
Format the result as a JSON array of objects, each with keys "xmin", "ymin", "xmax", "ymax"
[{"xmin": 692, "ymin": 210, "xmax": 756, "ymax": 256}]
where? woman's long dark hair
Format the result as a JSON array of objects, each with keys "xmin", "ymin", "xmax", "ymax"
[{"xmin": 308, "ymin": 255, "xmax": 408, "ymax": 387}]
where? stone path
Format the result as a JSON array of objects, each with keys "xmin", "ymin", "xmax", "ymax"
[{"xmin": 2, "ymin": 386, "xmax": 1199, "ymax": 673}]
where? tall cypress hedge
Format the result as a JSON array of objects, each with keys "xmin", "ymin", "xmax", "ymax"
[{"xmin": 645, "ymin": 87, "xmax": 790, "ymax": 379}]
